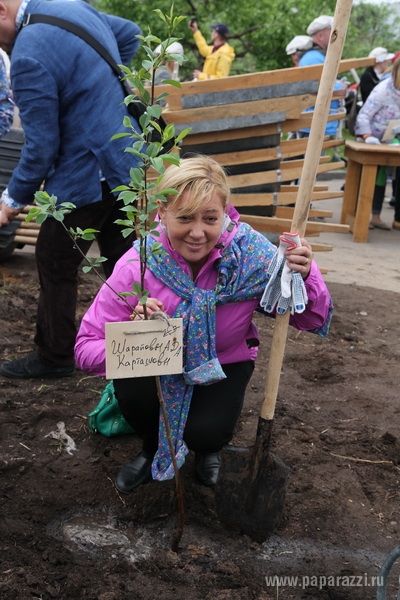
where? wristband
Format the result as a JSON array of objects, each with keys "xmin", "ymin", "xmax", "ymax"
[{"xmin": 1, "ymin": 188, "xmax": 25, "ymax": 210}]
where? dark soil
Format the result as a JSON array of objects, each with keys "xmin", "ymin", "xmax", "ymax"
[{"xmin": 1, "ymin": 250, "xmax": 400, "ymax": 600}]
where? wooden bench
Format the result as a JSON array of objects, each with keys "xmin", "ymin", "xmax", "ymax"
[
  {"xmin": 0, "ymin": 57, "xmax": 375, "ymax": 260},
  {"xmin": 157, "ymin": 56, "xmax": 375, "ymax": 252}
]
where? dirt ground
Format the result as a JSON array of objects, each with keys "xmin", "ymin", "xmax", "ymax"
[{"xmin": 1, "ymin": 249, "xmax": 400, "ymax": 600}]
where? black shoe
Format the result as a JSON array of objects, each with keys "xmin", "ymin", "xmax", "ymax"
[
  {"xmin": 0, "ymin": 352, "xmax": 75, "ymax": 379},
  {"xmin": 195, "ymin": 452, "xmax": 221, "ymax": 487},
  {"xmin": 115, "ymin": 452, "xmax": 153, "ymax": 494},
  {"xmin": 389, "ymin": 197, "xmax": 396, "ymax": 208}
]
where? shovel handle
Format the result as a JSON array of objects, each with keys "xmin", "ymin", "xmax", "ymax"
[{"xmin": 261, "ymin": 0, "xmax": 353, "ymax": 422}]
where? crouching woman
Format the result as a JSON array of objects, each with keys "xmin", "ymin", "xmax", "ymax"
[{"xmin": 75, "ymin": 155, "xmax": 332, "ymax": 493}]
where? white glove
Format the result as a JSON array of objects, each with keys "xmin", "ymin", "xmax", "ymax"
[
  {"xmin": 365, "ymin": 136, "xmax": 381, "ymax": 145},
  {"xmin": 260, "ymin": 232, "xmax": 308, "ymax": 315}
]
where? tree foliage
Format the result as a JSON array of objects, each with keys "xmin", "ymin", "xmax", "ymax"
[{"xmin": 94, "ymin": 0, "xmax": 400, "ymax": 81}]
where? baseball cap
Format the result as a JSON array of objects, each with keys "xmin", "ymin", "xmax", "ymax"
[
  {"xmin": 211, "ymin": 23, "xmax": 229, "ymax": 38},
  {"xmin": 306, "ymin": 15, "xmax": 334, "ymax": 36},
  {"xmin": 154, "ymin": 42, "xmax": 184, "ymax": 56},
  {"xmin": 286, "ymin": 35, "xmax": 313, "ymax": 56},
  {"xmin": 368, "ymin": 47, "xmax": 395, "ymax": 63}
]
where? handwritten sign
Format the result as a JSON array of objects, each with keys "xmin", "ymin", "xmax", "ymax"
[{"xmin": 105, "ymin": 318, "xmax": 183, "ymax": 379}]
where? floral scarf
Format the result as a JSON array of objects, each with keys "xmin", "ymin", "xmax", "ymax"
[{"xmin": 134, "ymin": 222, "xmax": 275, "ymax": 480}]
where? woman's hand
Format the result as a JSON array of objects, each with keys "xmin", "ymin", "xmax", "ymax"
[
  {"xmin": 285, "ymin": 238, "xmax": 313, "ymax": 279},
  {"xmin": 132, "ymin": 297, "xmax": 165, "ymax": 319}
]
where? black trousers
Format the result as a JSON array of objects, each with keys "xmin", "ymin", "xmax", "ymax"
[
  {"xmin": 114, "ymin": 360, "xmax": 255, "ymax": 456},
  {"xmin": 34, "ymin": 181, "xmax": 135, "ymax": 366}
]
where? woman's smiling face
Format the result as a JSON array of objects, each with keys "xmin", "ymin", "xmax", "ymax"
[{"xmin": 159, "ymin": 190, "xmax": 225, "ymax": 275}]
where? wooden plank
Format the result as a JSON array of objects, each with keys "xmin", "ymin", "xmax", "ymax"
[
  {"xmin": 179, "ymin": 80, "xmax": 320, "ymax": 110},
  {"xmin": 275, "ymin": 207, "xmax": 333, "ymax": 219},
  {"xmin": 156, "ymin": 56, "xmax": 374, "ymax": 110},
  {"xmin": 12, "ymin": 228, "xmax": 38, "ymax": 238},
  {"xmin": 207, "ymin": 147, "xmax": 281, "ymax": 166},
  {"xmin": 168, "ymin": 94, "xmax": 315, "ymax": 130},
  {"xmin": 280, "ymin": 184, "xmax": 331, "ymax": 192},
  {"xmin": 13, "ymin": 235, "xmax": 37, "ymax": 245},
  {"xmin": 238, "ymin": 214, "xmax": 350, "ymax": 234},
  {"xmin": 281, "ymin": 110, "xmax": 346, "ymax": 133},
  {"xmin": 227, "ymin": 160, "xmax": 345, "ymax": 188},
  {"xmin": 230, "ymin": 189, "xmax": 343, "ymax": 207},
  {"xmin": 14, "ymin": 218, "xmax": 41, "ymax": 229},
  {"xmin": 180, "ymin": 123, "xmax": 282, "ymax": 145},
  {"xmin": 281, "ymin": 137, "xmax": 344, "ymax": 158},
  {"xmin": 280, "ymin": 155, "xmax": 333, "ymax": 170},
  {"xmin": 196, "ymin": 137, "xmax": 344, "ymax": 166},
  {"xmin": 310, "ymin": 243, "xmax": 333, "ymax": 252}
]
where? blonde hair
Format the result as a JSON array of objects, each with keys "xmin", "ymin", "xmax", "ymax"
[
  {"xmin": 156, "ymin": 155, "xmax": 230, "ymax": 215},
  {"xmin": 392, "ymin": 57, "xmax": 400, "ymax": 90}
]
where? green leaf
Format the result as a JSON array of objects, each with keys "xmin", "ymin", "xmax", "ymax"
[
  {"xmin": 81, "ymin": 232, "xmax": 98, "ymax": 241},
  {"xmin": 133, "ymin": 281, "xmax": 142, "ymax": 295},
  {"xmin": 35, "ymin": 213, "xmax": 48, "ymax": 225},
  {"xmin": 153, "ymin": 9, "xmax": 167, "ymax": 23},
  {"xmin": 151, "ymin": 156, "xmax": 164, "ymax": 173},
  {"xmin": 111, "ymin": 132, "xmax": 131, "ymax": 140},
  {"xmin": 146, "ymin": 104, "xmax": 163, "ymax": 119},
  {"xmin": 150, "ymin": 242, "xmax": 164, "ymax": 253},
  {"xmin": 139, "ymin": 290, "xmax": 150, "ymax": 303},
  {"xmin": 175, "ymin": 127, "xmax": 192, "ymax": 143},
  {"xmin": 161, "ymin": 153, "xmax": 180, "ymax": 166},
  {"xmin": 160, "ymin": 78, "xmax": 181, "ymax": 88},
  {"xmin": 118, "ymin": 190, "xmax": 139, "ymax": 205},
  {"xmin": 25, "ymin": 207, "xmax": 41, "ymax": 223},
  {"xmin": 142, "ymin": 59, "xmax": 153, "ymax": 71},
  {"xmin": 113, "ymin": 185, "xmax": 130, "ymax": 192},
  {"xmin": 129, "ymin": 167, "xmax": 145, "ymax": 187},
  {"xmin": 122, "ymin": 228, "xmax": 135, "ymax": 239}
]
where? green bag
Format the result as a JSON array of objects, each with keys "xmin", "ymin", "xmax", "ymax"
[{"xmin": 88, "ymin": 380, "xmax": 135, "ymax": 437}]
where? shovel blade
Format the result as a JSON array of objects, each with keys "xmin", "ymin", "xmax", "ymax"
[{"xmin": 215, "ymin": 444, "xmax": 291, "ymax": 543}]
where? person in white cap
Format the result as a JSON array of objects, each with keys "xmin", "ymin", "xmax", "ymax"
[
  {"xmin": 355, "ymin": 51, "xmax": 400, "ymax": 230},
  {"xmin": 297, "ymin": 15, "xmax": 342, "ymax": 139},
  {"xmin": 154, "ymin": 42, "xmax": 184, "ymax": 86},
  {"xmin": 360, "ymin": 47, "xmax": 394, "ymax": 103},
  {"xmin": 358, "ymin": 47, "xmax": 396, "ymax": 208},
  {"xmin": 285, "ymin": 35, "xmax": 313, "ymax": 67},
  {"xmin": 300, "ymin": 15, "xmax": 334, "ymax": 65}
]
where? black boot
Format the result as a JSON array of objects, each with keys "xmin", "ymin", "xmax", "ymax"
[
  {"xmin": 195, "ymin": 452, "xmax": 221, "ymax": 487},
  {"xmin": 115, "ymin": 451, "xmax": 153, "ymax": 494}
]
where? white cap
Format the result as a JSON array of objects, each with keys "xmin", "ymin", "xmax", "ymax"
[
  {"xmin": 286, "ymin": 35, "xmax": 313, "ymax": 56},
  {"xmin": 154, "ymin": 42, "xmax": 184, "ymax": 57},
  {"xmin": 307, "ymin": 15, "xmax": 334, "ymax": 36},
  {"xmin": 368, "ymin": 47, "xmax": 395, "ymax": 63}
]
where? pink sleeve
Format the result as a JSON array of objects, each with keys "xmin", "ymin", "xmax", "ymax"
[
  {"xmin": 289, "ymin": 261, "xmax": 332, "ymax": 332},
  {"xmin": 74, "ymin": 251, "xmax": 139, "ymax": 375}
]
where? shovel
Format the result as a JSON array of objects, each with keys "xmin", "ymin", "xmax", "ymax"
[{"xmin": 215, "ymin": 0, "xmax": 353, "ymax": 543}]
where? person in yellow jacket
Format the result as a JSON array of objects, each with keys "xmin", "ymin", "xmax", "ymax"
[{"xmin": 189, "ymin": 20, "xmax": 235, "ymax": 80}]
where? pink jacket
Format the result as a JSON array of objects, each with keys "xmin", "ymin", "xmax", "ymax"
[{"xmin": 75, "ymin": 206, "xmax": 331, "ymax": 376}]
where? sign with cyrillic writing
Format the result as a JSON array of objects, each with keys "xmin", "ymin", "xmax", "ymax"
[{"xmin": 105, "ymin": 318, "xmax": 183, "ymax": 379}]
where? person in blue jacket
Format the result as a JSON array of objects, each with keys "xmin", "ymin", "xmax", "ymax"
[
  {"xmin": 0, "ymin": 0, "xmax": 143, "ymax": 379},
  {"xmin": 0, "ymin": 53, "xmax": 13, "ymax": 136},
  {"xmin": 298, "ymin": 15, "xmax": 343, "ymax": 138}
]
